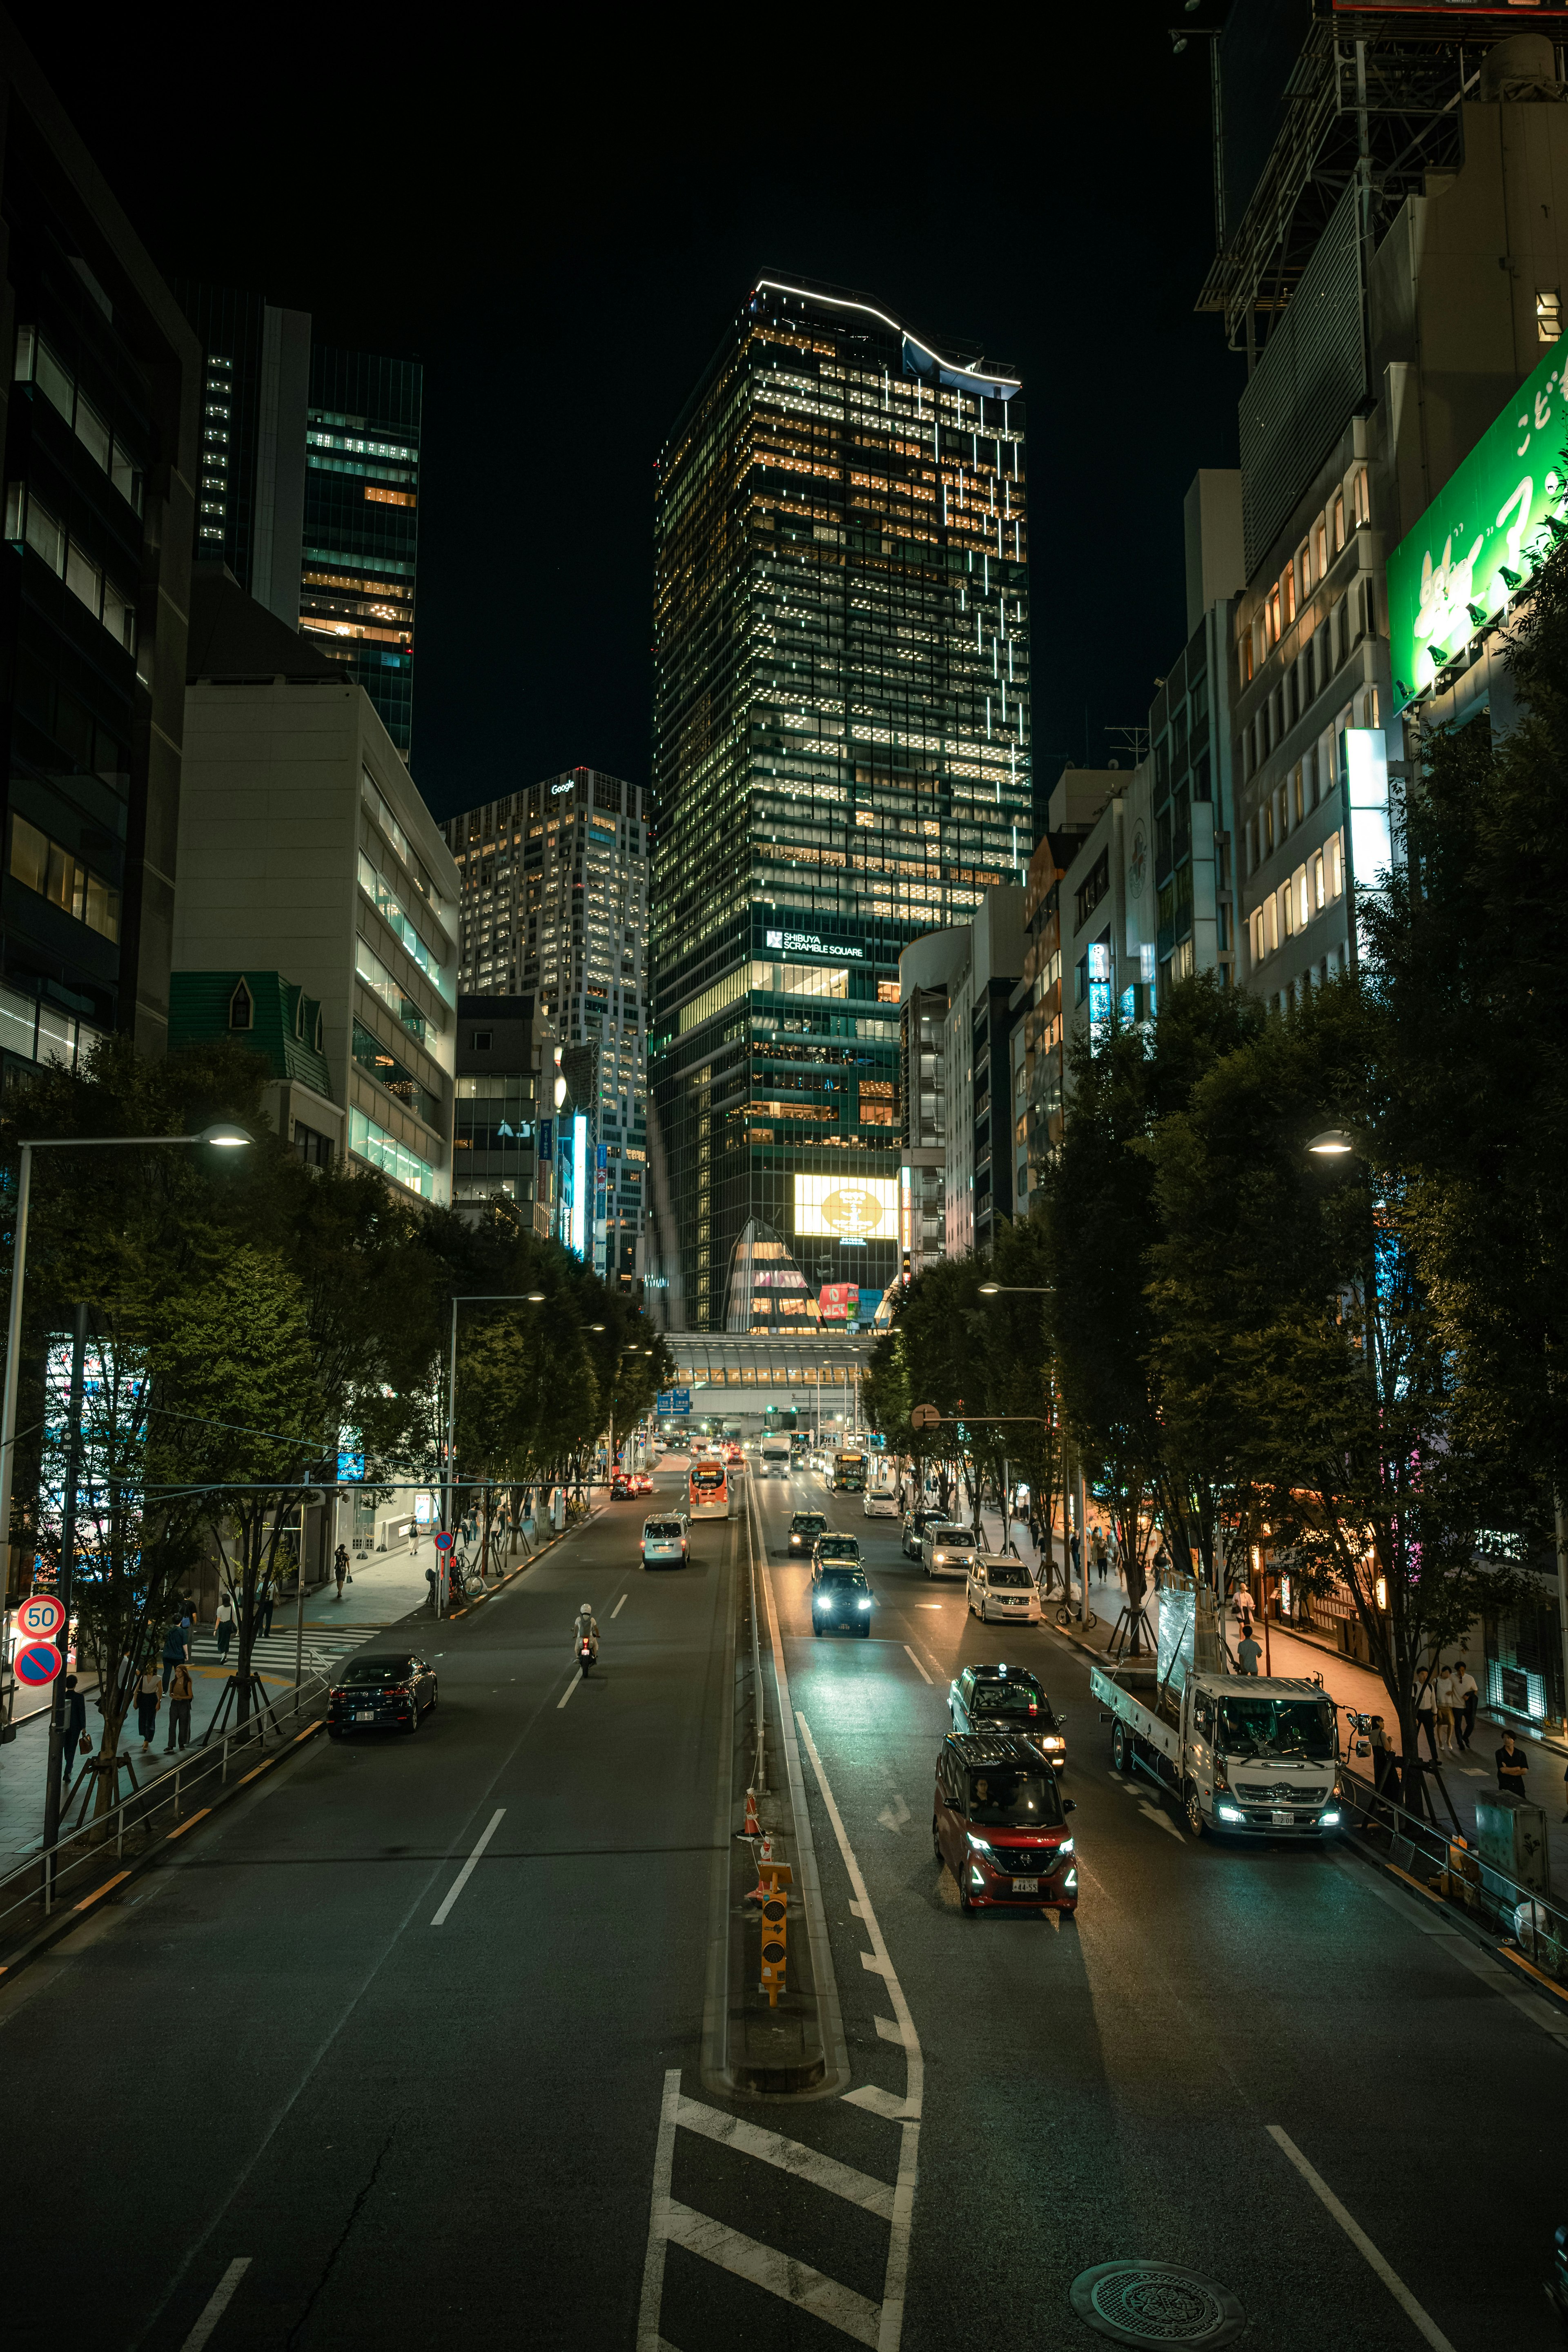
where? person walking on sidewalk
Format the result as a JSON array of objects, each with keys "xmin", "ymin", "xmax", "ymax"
[
  {"xmin": 1369, "ymin": 1716, "xmax": 1397, "ymax": 1802},
  {"xmin": 160, "ymin": 1616, "xmax": 189, "ymax": 1693},
  {"xmin": 1455, "ymin": 1661, "xmax": 1479, "ymax": 1751},
  {"xmin": 256, "ymin": 1575, "xmax": 275, "ymax": 1639},
  {"xmin": 60, "ymin": 1674, "xmax": 87, "ymax": 1790},
  {"xmin": 1091, "ymin": 1526, "xmax": 1107, "ymax": 1582},
  {"xmin": 165, "ymin": 1661, "xmax": 194, "ymax": 1751},
  {"xmin": 1497, "ymin": 1730, "xmax": 1529, "ymax": 1798},
  {"xmin": 1238, "ymin": 1630, "xmax": 1262, "ymax": 1676},
  {"xmin": 136, "ymin": 1665, "xmax": 161, "ymax": 1753},
  {"xmin": 1414, "ymin": 1673, "xmax": 1439, "ymax": 1764},
  {"xmin": 334, "ymin": 1544, "xmax": 350, "ymax": 1600},
  {"xmin": 214, "ymin": 1592, "xmax": 234, "ymax": 1663},
  {"xmin": 1435, "ymin": 1666, "xmax": 1457, "ymax": 1758},
  {"xmin": 425, "ymin": 1562, "xmax": 439, "ymax": 1613},
  {"xmin": 1231, "ymin": 1579, "xmax": 1256, "ymax": 1634}
]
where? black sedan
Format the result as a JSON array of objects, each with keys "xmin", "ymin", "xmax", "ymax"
[
  {"xmin": 328, "ymin": 1652, "xmax": 438, "ymax": 1737},
  {"xmin": 787, "ymin": 1511, "xmax": 827, "ymax": 1554},
  {"xmin": 902, "ymin": 1504, "xmax": 947, "ymax": 1561}
]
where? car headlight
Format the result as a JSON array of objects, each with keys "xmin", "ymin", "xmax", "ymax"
[
  {"xmin": 1218, "ymin": 1804, "xmax": 1245, "ymax": 1823},
  {"xmin": 1042, "ymin": 1737, "xmax": 1063, "ymax": 1751},
  {"xmin": 858, "ymin": 1597, "xmax": 871, "ymax": 1610},
  {"xmin": 966, "ymin": 1833, "xmax": 995, "ymax": 1862},
  {"xmin": 1320, "ymin": 1810, "xmax": 1341, "ymax": 1827}
]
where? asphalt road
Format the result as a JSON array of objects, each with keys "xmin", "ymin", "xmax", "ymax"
[{"xmin": 2, "ymin": 1458, "xmax": 1563, "ymax": 2351}]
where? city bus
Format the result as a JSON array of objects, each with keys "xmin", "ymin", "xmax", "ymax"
[
  {"xmin": 832, "ymin": 1447, "xmax": 866, "ymax": 1493},
  {"xmin": 688, "ymin": 1456, "xmax": 729, "ymax": 1519}
]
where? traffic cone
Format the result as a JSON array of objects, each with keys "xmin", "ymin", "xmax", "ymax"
[{"xmin": 744, "ymin": 1786, "xmax": 760, "ymax": 1837}]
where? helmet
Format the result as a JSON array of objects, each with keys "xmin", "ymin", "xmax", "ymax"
[{"xmin": 579, "ymin": 1600, "xmax": 593, "ymax": 1613}]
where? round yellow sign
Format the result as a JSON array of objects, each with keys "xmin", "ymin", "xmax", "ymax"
[{"xmin": 821, "ymin": 1187, "xmax": 885, "ymax": 1237}]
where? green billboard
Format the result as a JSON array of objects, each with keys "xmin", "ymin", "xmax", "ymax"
[{"xmin": 1386, "ymin": 333, "xmax": 1568, "ymax": 711}]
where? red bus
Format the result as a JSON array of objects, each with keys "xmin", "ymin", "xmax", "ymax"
[{"xmin": 688, "ymin": 1458, "xmax": 728, "ymax": 1519}]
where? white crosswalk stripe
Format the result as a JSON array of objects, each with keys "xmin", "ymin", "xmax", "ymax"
[{"xmin": 189, "ymin": 1622, "xmax": 407, "ymax": 1678}]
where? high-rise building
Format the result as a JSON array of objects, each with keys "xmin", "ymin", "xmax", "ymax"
[
  {"xmin": 443, "ymin": 768, "xmax": 650, "ymax": 1284},
  {"xmin": 0, "ymin": 20, "xmax": 201, "ymax": 1069},
  {"xmin": 650, "ymin": 276, "xmax": 1031, "ymax": 1331},
  {"xmin": 170, "ymin": 281, "xmax": 310, "ymax": 626},
  {"xmin": 172, "ymin": 292, "xmax": 421, "ymax": 759},
  {"xmin": 301, "ymin": 346, "xmax": 421, "ymax": 757}
]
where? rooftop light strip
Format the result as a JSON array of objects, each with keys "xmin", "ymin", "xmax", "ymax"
[{"xmin": 753, "ymin": 279, "xmax": 1021, "ymax": 396}]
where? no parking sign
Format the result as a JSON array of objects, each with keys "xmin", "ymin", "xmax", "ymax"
[{"xmin": 14, "ymin": 1640, "xmax": 62, "ymax": 1688}]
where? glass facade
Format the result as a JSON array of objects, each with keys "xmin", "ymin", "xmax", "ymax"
[
  {"xmin": 301, "ymin": 348, "xmax": 421, "ymax": 755},
  {"xmin": 650, "ymin": 278, "xmax": 1031, "ymax": 1330},
  {"xmin": 443, "ymin": 770, "xmax": 650, "ymax": 1283}
]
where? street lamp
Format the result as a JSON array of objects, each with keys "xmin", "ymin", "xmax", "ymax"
[
  {"xmin": 978, "ymin": 1283, "xmax": 1054, "ymax": 1296},
  {"xmin": 1307, "ymin": 1128, "xmax": 1356, "ymax": 1156},
  {"xmin": 0, "ymin": 1123, "xmax": 254, "ymax": 1598}
]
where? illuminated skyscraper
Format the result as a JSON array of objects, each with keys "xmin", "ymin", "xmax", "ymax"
[{"xmin": 648, "ymin": 276, "xmax": 1031, "ymax": 1330}]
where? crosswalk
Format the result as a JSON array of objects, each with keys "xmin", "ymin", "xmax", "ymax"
[{"xmin": 188, "ymin": 1620, "xmax": 405, "ymax": 1683}]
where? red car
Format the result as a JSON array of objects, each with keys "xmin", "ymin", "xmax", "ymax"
[
  {"xmin": 933, "ymin": 1732, "xmax": 1078, "ymax": 1915},
  {"xmin": 633, "ymin": 1472, "xmax": 653, "ymax": 1496},
  {"xmin": 610, "ymin": 1474, "xmax": 636, "ymax": 1500}
]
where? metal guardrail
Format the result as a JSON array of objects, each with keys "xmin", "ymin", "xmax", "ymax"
[
  {"xmin": 0, "ymin": 1668, "xmax": 330, "ymax": 1952},
  {"xmin": 1337, "ymin": 1763, "xmax": 1568, "ymax": 1983}
]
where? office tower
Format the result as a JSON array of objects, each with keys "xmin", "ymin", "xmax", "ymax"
[
  {"xmin": 301, "ymin": 346, "xmax": 421, "ymax": 757},
  {"xmin": 169, "ymin": 281, "xmax": 310, "ymax": 625},
  {"xmin": 452, "ymin": 994, "xmax": 551, "ymax": 1229},
  {"xmin": 0, "ymin": 20, "xmax": 200, "ymax": 1069},
  {"xmin": 175, "ymin": 567, "xmax": 458, "ymax": 1203},
  {"xmin": 650, "ymin": 275, "xmax": 1031, "ymax": 1331},
  {"xmin": 174, "ymin": 291, "xmax": 422, "ymax": 759},
  {"xmin": 443, "ymin": 768, "xmax": 650, "ymax": 1283}
]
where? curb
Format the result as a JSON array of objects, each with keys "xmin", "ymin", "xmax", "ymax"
[{"xmin": 0, "ymin": 1718, "xmax": 325, "ymax": 1984}]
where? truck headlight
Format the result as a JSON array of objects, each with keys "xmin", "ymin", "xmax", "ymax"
[
  {"xmin": 858, "ymin": 1597, "xmax": 871, "ymax": 1610},
  {"xmin": 1218, "ymin": 1804, "xmax": 1245, "ymax": 1823},
  {"xmin": 1041, "ymin": 1737, "xmax": 1063, "ymax": 1751},
  {"xmin": 1320, "ymin": 1810, "xmax": 1341, "ymax": 1827}
]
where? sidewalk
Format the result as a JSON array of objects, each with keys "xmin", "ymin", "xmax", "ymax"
[{"xmin": 0, "ymin": 1539, "xmax": 439, "ymax": 1875}]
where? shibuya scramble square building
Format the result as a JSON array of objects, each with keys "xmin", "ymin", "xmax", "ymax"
[{"xmin": 648, "ymin": 276, "xmax": 1033, "ymax": 1335}]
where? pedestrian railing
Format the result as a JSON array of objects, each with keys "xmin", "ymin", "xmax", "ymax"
[
  {"xmin": 0, "ymin": 1668, "xmax": 330, "ymax": 1958},
  {"xmin": 1337, "ymin": 1762, "xmax": 1568, "ymax": 1984}
]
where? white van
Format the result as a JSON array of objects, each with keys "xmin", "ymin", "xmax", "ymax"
[{"xmin": 863, "ymin": 1458, "xmax": 900, "ymax": 1518}]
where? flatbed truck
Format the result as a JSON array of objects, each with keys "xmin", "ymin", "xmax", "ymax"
[{"xmin": 1090, "ymin": 1661, "xmax": 1345, "ymax": 1841}]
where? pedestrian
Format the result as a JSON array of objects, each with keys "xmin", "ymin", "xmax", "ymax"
[
  {"xmin": 334, "ymin": 1544, "xmax": 349, "ymax": 1600},
  {"xmin": 1238, "ymin": 1630, "xmax": 1263, "ymax": 1675},
  {"xmin": 60, "ymin": 1674, "xmax": 87, "ymax": 1788},
  {"xmin": 425, "ymin": 1562, "xmax": 438, "ymax": 1613},
  {"xmin": 1497, "ymin": 1729, "xmax": 1529, "ymax": 1797},
  {"xmin": 1435, "ymin": 1665, "xmax": 1456, "ymax": 1757},
  {"xmin": 160, "ymin": 1615, "xmax": 189, "ymax": 1693},
  {"xmin": 1069, "ymin": 1530, "xmax": 1081, "ymax": 1584},
  {"xmin": 256, "ymin": 1575, "xmax": 275, "ymax": 1639},
  {"xmin": 214, "ymin": 1591, "xmax": 235, "ymax": 1663},
  {"xmin": 1414, "ymin": 1673, "xmax": 1439, "ymax": 1764},
  {"xmin": 1455, "ymin": 1660, "xmax": 1479, "ymax": 1751},
  {"xmin": 136, "ymin": 1664, "xmax": 161, "ymax": 1753},
  {"xmin": 165, "ymin": 1660, "xmax": 193, "ymax": 1751},
  {"xmin": 179, "ymin": 1595, "xmax": 198, "ymax": 1657},
  {"xmin": 1232, "ymin": 1580, "xmax": 1256, "ymax": 1633},
  {"xmin": 1369, "ymin": 1715, "xmax": 1395, "ymax": 1799},
  {"xmin": 1091, "ymin": 1526, "xmax": 1107, "ymax": 1582}
]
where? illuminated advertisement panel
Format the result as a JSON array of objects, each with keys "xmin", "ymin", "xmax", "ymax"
[
  {"xmin": 1387, "ymin": 329, "xmax": 1568, "ymax": 708},
  {"xmin": 793, "ymin": 1174, "xmax": 897, "ymax": 1239}
]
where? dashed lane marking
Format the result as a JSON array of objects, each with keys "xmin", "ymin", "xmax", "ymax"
[
  {"xmin": 430, "ymin": 1808, "xmax": 505, "ymax": 1927},
  {"xmin": 901, "ymin": 1646, "xmax": 933, "ymax": 1685},
  {"xmin": 177, "ymin": 2258, "xmax": 251, "ymax": 2352},
  {"xmin": 611, "ymin": 1593, "xmax": 628, "ymax": 1619}
]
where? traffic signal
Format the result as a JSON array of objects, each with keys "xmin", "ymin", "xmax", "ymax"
[{"xmin": 759, "ymin": 1872, "xmax": 789, "ymax": 2006}]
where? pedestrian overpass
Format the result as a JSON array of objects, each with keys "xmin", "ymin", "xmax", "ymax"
[{"xmin": 660, "ymin": 1334, "xmax": 877, "ymax": 1437}]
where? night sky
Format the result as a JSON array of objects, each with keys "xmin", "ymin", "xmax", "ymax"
[{"xmin": 19, "ymin": 2, "xmax": 1247, "ymax": 829}]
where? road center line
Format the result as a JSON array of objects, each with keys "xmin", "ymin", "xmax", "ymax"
[
  {"xmin": 177, "ymin": 2258, "xmax": 251, "ymax": 2352},
  {"xmin": 430, "ymin": 1808, "xmax": 506, "ymax": 1927},
  {"xmin": 901, "ymin": 1646, "xmax": 933, "ymax": 1686},
  {"xmin": 1265, "ymin": 2125, "xmax": 1458, "ymax": 2352},
  {"xmin": 611, "ymin": 1592, "xmax": 628, "ymax": 1619}
]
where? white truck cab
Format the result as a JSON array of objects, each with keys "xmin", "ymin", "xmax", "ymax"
[{"xmin": 1092, "ymin": 1663, "xmax": 1343, "ymax": 1841}]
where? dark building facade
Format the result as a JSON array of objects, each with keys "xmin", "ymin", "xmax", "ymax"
[
  {"xmin": 650, "ymin": 277, "xmax": 1031, "ymax": 1330},
  {"xmin": 169, "ymin": 281, "xmax": 309, "ymax": 626},
  {"xmin": 300, "ymin": 346, "xmax": 420, "ymax": 757},
  {"xmin": 0, "ymin": 22, "xmax": 200, "ymax": 1066},
  {"xmin": 453, "ymin": 992, "xmax": 547, "ymax": 1229}
]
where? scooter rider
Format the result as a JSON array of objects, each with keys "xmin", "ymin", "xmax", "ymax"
[{"xmin": 574, "ymin": 1600, "xmax": 600, "ymax": 1670}]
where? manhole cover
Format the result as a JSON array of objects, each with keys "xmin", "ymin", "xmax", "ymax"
[{"xmin": 1070, "ymin": 2261, "xmax": 1245, "ymax": 2348}]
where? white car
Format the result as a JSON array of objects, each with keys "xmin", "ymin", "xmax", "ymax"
[
  {"xmin": 862, "ymin": 1478, "xmax": 900, "ymax": 1519},
  {"xmin": 967, "ymin": 1555, "xmax": 1042, "ymax": 1624},
  {"xmin": 921, "ymin": 1523, "xmax": 978, "ymax": 1579},
  {"xmin": 640, "ymin": 1515, "xmax": 689, "ymax": 1568}
]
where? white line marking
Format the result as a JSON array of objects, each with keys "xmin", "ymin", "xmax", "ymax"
[
  {"xmin": 675, "ymin": 2094, "xmax": 895, "ymax": 2218},
  {"xmin": 664, "ymin": 2200, "xmax": 881, "ymax": 2347},
  {"xmin": 430, "ymin": 1808, "xmax": 506, "ymax": 1927},
  {"xmin": 843, "ymin": 2082, "xmax": 919, "ymax": 2123},
  {"xmin": 1266, "ymin": 2126, "xmax": 1458, "ymax": 2352},
  {"xmin": 901, "ymin": 1645, "xmax": 933, "ymax": 1684},
  {"xmin": 178, "ymin": 2259, "xmax": 251, "ymax": 2352},
  {"xmin": 797, "ymin": 1711, "xmax": 921, "ymax": 2352},
  {"xmin": 1139, "ymin": 1801, "xmax": 1184, "ymax": 1841},
  {"xmin": 611, "ymin": 1593, "xmax": 628, "ymax": 1619},
  {"xmin": 557, "ymin": 1670, "xmax": 585, "ymax": 1711},
  {"xmin": 636, "ymin": 2067, "xmax": 681, "ymax": 2352}
]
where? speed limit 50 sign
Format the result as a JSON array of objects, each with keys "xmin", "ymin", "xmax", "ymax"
[{"xmin": 13, "ymin": 1592, "xmax": 65, "ymax": 1643}]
